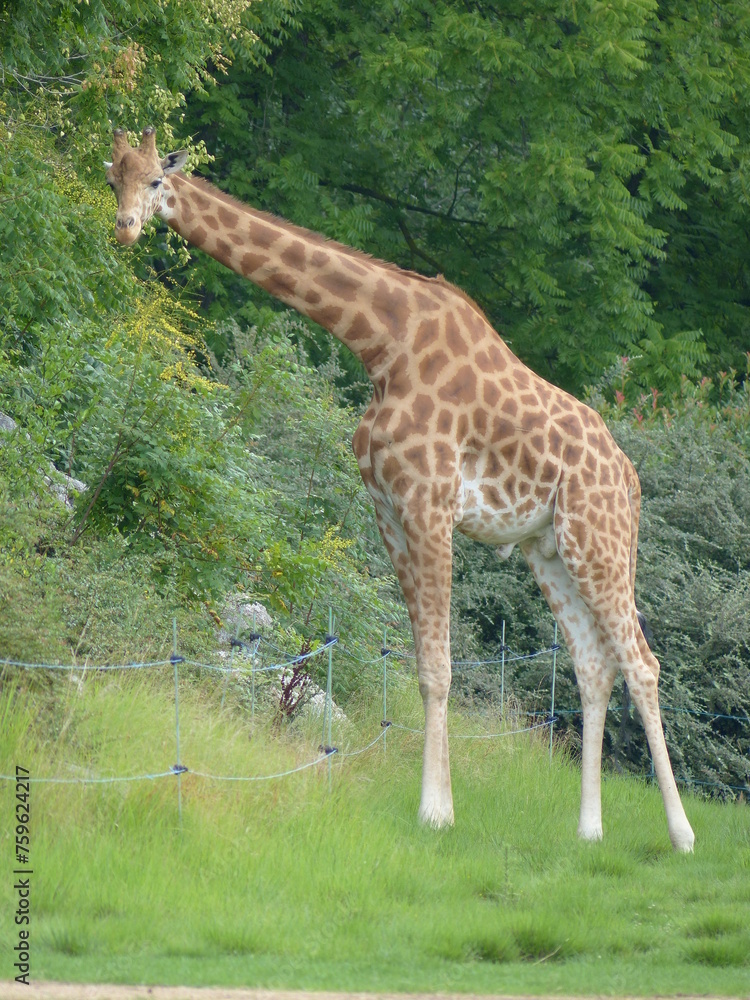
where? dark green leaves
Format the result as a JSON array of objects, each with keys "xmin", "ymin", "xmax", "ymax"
[{"xmin": 181, "ymin": 0, "xmax": 750, "ymax": 393}]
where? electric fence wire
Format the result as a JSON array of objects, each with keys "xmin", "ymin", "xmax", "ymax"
[
  {"xmin": 3, "ymin": 642, "xmax": 748, "ymax": 726},
  {"xmin": 0, "ymin": 636, "xmax": 338, "ymax": 676},
  {"xmin": 553, "ymin": 705, "xmax": 750, "ymax": 722},
  {"xmin": 1, "ymin": 624, "xmax": 748, "ymax": 792},
  {"xmin": 389, "ymin": 717, "xmax": 556, "ymax": 739},
  {"xmin": 0, "ymin": 657, "xmax": 173, "ymax": 671},
  {"xmin": 0, "ymin": 769, "xmax": 178, "ymax": 784},
  {"xmin": 335, "ymin": 727, "xmax": 389, "ymax": 758},
  {"xmin": 184, "ymin": 636, "xmax": 338, "ymax": 674},
  {"xmin": 188, "ymin": 749, "xmax": 336, "ymax": 782},
  {"xmin": 1, "ymin": 723, "xmax": 389, "ymax": 784}
]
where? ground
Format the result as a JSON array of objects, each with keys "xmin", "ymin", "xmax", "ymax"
[{"xmin": 0, "ymin": 986, "xmax": 736, "ymax": 1000}]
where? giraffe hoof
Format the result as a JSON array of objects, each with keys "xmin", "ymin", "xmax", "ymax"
[
  {"xmin": 577, "ymin": 824, "xmax": 603, "ymax": 843},
  {"xmin": 418, "ymin": 803, "xmax": 455, "ymax": 828},
  {"xmin": 670, "ymin": 825, "xmax": 695, "ymax": 853}
]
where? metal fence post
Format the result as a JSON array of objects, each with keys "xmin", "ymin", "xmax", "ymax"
[
  {"xmin": 171, "ymin": 617, "xmax": 184, "ymax": 824},
  {"xmin": 325, "ymin": 608, "xmax": 335, "ymax": 789},
  {"xmin": 382, "ymin": 626, "xmax": 388, "ymax": 756},
  {"xmin": 500, "ymin": 619, "xmax": 506, "ymax": 720},
  {"xmin": 549, "ymin": 621, "xmax": 558, "ymax": 763}
]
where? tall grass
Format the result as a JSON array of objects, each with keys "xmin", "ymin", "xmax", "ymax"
[{"xmin": 1, "ymin": 667, "xmax": 749, "ymax": 995}]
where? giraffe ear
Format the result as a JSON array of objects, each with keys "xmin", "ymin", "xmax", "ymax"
[{"xmin": 161, "ymin": 150, "xmax": 189, "ymax": 175}]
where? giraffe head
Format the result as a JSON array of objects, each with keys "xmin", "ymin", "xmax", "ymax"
[{"xmin": 104, "ymin": 127, "xmax": 188, "ymax": 245}]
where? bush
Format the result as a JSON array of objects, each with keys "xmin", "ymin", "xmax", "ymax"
[{"xmin": 0, "ymin": 308, "xmax": 406, "ymax": 703}]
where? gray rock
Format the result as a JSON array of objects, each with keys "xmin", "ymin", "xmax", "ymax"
[{"xmin": 0, "ymin": 410, "xmax": 88, "ymax": 510}]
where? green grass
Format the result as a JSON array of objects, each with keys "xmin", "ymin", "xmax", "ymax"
[{"xmin": 1, "ymin": 669, "xmax": 749, "ymax": 996}]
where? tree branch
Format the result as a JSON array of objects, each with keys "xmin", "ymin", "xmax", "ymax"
[
  {"xmin": 321, "ymin": 180, "xmax": 490, "ymax": 227},
  {"xmin": 396, "ymin": 216, "xmax": 446, "ymax": 274}
]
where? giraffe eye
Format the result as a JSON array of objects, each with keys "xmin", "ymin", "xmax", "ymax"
[{"xmin": 150, "ymin": 178, "xmax": 163, "ymax": 189}]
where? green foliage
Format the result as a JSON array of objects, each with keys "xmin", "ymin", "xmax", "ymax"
[
  {"xmin": 2, "ymin": 308, "xmax": 391, "ymax": 590},
  {"xmin": 604, "ymin": 372, "xmax": 750, "ymax": 793},
  {"xmin": 2, "ymin": 0, "xmax": 750, "ymax": 800},
  {"xmin": 180, "ymin": 0, "xmax": 750, "ymax": 394},
  {"xmin": 0, "ymin": 0, "xmax": 299, "ymax": 139},
  {"xmin": 0, "ymin": 0, "xmax": 401, "ymax": 682},
  {"xmin": 0, "ymin": 119, "xmax": 131, "ymax": 347},
  {"xmin": 0, "ymin": 306, "xmax": 405, "ymax": 712},
  {"xmin": 0, "ymin": 0, "xmax": 299, "ymax": 353}
]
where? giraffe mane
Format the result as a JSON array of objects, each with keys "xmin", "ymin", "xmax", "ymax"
[{"xmin": 179, "ymin": 173, "xmax": 493, "ymax": 328}]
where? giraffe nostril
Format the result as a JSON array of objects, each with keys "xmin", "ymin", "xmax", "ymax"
[{"xmin": 114, "ymin": 215, "xmax": 142, "ymax": 245}]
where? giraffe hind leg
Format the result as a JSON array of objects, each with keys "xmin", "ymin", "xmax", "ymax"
[
  {"xmin": 614, "ymin": 635, "xmax": 695, "ymax": 851},
  {"xmin": 521, "ymin": 537, "xmax": 617, "ymax": 842},
  {"xmin": 552, "ymin": 501, "xmax": 695, "ymax": 852}
]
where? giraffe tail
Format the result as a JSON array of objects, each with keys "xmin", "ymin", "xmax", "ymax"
[
  {"xmin": 625, "ymin": 459, "xmax": 652, "ymax": 649},
  {"xmin": 637, "ymin": 610, "xmax": 653, "ymax": 649}
]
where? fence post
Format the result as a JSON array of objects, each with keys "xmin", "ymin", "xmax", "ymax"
[
  {"xmin": 382, "ymin": 626, "xmax": 388, "ymax": 756},
  {"xmin": 325, "ymin": 607, "xmax": 335, "ymax": 789},
  {"xmin": 549, "ymin": 621, "xmax": 558, "ymax": 764},
  {"xmin": 251, "ymin": 607, "xmax": 257, "ymax": 726},
  {"xmin": 500, "ymin": 619, "xmax": 506, "ymax": 721},
  {"xmin": 172, "ymin": 617, "xmax": 184, "ymax": 825},
  {"xmin": 221, "ymin": 615, "xmax": 241, "ymax": 712}
]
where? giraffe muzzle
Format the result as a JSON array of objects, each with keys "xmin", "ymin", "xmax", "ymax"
[{"xmin": 115, "ymin": 214, "xmax": 142, "ymax": 245}]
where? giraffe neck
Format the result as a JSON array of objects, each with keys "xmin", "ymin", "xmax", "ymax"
[{"xmin": 159, "ymin": 173, "xmax": 436, "ymax": 378}]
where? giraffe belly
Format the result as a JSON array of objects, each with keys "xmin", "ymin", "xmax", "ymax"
[{"xmin": 455, "ymin": 477, "xmax": 554, "ymax": 548}]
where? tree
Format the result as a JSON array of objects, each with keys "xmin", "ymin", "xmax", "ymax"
[{"xmin": 180, "ymin": 0, "xmax": 750, "ymax": 395}]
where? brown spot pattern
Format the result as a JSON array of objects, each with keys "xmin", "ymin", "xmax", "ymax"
[
  {"xmin": 438, "ymin": 366, "xmax": 477, "ymax": 404},
  {"xmin": 281, "ymin": 241, "xmax": 307, "ymax": 270},
  {"xmin": 419, "ymin": 350, "xmax": 450, "ymax": 386},
  {"xmin": 218, "ymin": 206, "xmax": 240, "ymax": 229},
  {"xmin": 308, "ymin": 304, "xmax": 344, "ymax": 328},
  {"xmin": 413, "ymin": 318, "xmax": 440, "ymax": 354},
  {"xmin": 241, "ymin": 251, "xmax": 268, "ymax": 276},
  {"xmin": 250, "ymin": 221, "xmax": 281, "ymax": 249},
  {"xmin": 373, "ymin": 280, "xmax": 409, "ymax": 337},
  {"xmin": 316, "ymin": 271, "xmax": 361, "ymax": 301}
]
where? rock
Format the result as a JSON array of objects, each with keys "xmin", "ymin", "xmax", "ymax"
[
  {"xmin": 305, "ymin": 686, "xmax": 348, "ymax": 722},
  {"xmin": 0, "ymin": 410, "xmax": 87, "ymax": 511},
  {"xmin": 43, "ymin": 470, "xmax": 88, "ymax": 510},
  {"xmin": 218, "ymin": 595, "xmax": 273, "ymax": 646}
]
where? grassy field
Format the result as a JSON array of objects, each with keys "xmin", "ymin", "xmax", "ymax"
[{"xmin": 1, "ymin": 666, "xmax": 749, "ymax": 997}]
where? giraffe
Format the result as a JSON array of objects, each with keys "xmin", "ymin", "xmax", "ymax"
[{"xmin": 105, "ymin": 127, "xmax": 695, "ymax": 852}]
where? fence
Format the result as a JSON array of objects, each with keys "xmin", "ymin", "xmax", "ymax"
[{"xmin": 1, "ymin": 613, "xmax": 748, "ymax": 805}]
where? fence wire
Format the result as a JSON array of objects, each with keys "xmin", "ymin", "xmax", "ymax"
[{"xmin": 1, "ymin": 617, "xmax": 747, "ymax": 797}]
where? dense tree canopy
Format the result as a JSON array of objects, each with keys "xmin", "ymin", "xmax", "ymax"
[
  {"xmin": 179, "ymin": 0, "xmax": 750, "ymax": 393},
  {"xmin": 4, "ymin": 1, "xmax": 750, "ymax": 392}
]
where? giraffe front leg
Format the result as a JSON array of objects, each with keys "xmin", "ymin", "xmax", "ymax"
[
  {"xmin": 418, "ymin": 641, "xmax": 453, "ymax": 828},
  {"xmin": 370, "ymin": 495, "xmax": 455, "ymax": 827},
  {"xmin": 577, "ymin": 677, "xmax": 616, "ymax": 842},
  {"xmin": 408, "ymin": 517, "xmax": 455, "ymax": 827}
]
